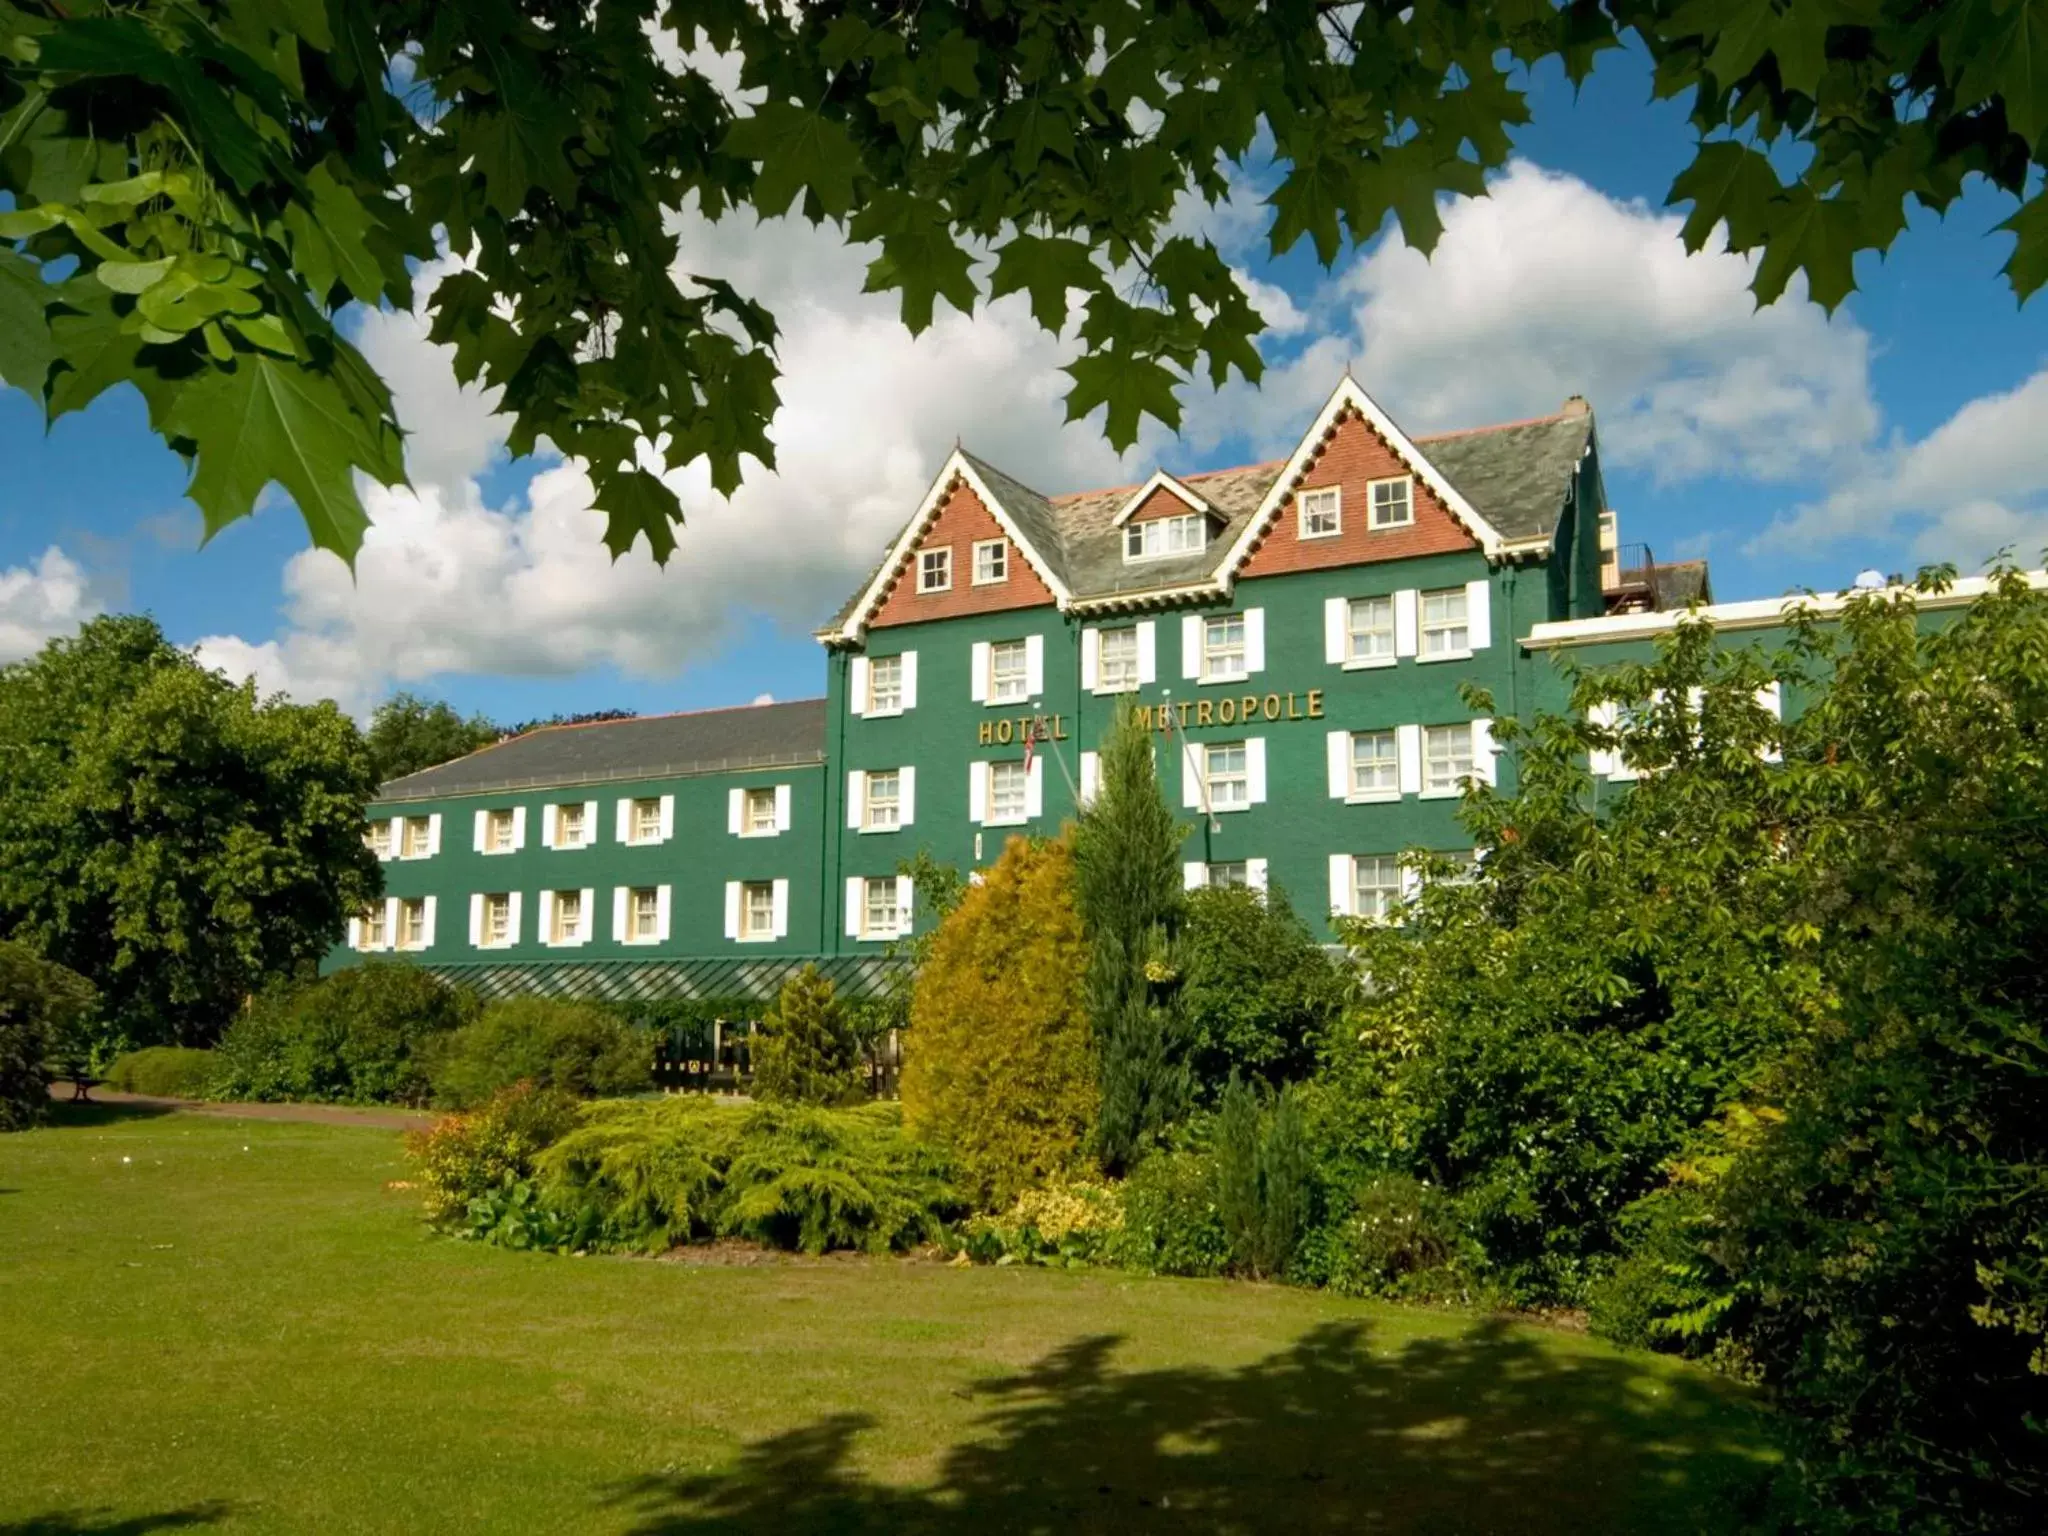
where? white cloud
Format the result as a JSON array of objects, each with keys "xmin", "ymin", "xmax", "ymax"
[
  {"xmin": 0, "ymin": 547, "xmax": 102, "ymax": 663},
  {"xmin": 1183, "ymin": 160, "xmax": 1880, "ymax": 487},
  {"xmin": 1753, "ymin": 368, "xmax": 2048, "ymax": 567}
]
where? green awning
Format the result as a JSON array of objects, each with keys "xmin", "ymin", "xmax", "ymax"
[{"xmin": 414, "ymin": 953, "xmax": 908, "ymax": 1006}]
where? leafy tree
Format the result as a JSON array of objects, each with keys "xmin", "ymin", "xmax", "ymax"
[
  {"xmin": 498, "ymin": 708, "xmax": 637, "ymax": 738},
  {"xmin": 0, "ymin": 938, "xmax": 95, "ymax": 1130},
  {"xmin": 5, "ymin": 2, "xmax": 2042, "ymax": 561},
  {"xmin": 1214, "ymin": 1074, "xmax": 1314, "ymax": 1281},
  {"xmin": 1072, "ymin": 699, "xmax": 1190, "ymax": 1173},
  {"xmin": 0, "ymin": 615, "xmax": 382, "ymax": 1047},
  {"xmin": 365, "ymin": 692, "xmax": 500, "ymax": 784},
  {"xmin": 425, "ymin": 996, "xmax": 649, "ymax": 1108},
  {"xmin": 901, "ymin": 835, "xmax": 1095, "ymax": 1208},
  {"xmin": 1181, "ymin": 882, "xmax": 1348, "ymax": 1098},
  {"xmin": 752, "ymin": 965, "xmax": 861, "ymax": 1107}
]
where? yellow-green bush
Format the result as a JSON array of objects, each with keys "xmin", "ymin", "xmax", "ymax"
[
  {"xmin": 404, "ymin": 1080, "xmax": 582, "ymax": 1223},
  {"xmin": 104, "ymin": 1046, "xmax": 218, "ymax": 1098},
  {"xmin": 901, "ymin": 835, "xmax": 1096, "ymax": 1207}
]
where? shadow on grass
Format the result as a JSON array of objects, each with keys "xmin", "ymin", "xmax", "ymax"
[
  {"xmin": 604, "ymin": 1319, "xmax": 1783, "ymax": 1534},
  {"xmin": 37, "ymin": 1101, "xmax": 182, "ymax": 1130},
  {"xmin": 0, "ymin": 1506, "xmax": 231, "ymax": 1535}
]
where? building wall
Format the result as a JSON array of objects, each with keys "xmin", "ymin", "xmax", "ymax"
[{"xmin": 867, "ymin": 478, "xmax": 1054, "ymax": 628}]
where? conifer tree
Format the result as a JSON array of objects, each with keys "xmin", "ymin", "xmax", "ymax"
[
  {"xmin": 752, "ymin": 966, "xmax": 860, "ymax": 1107},
  {"xmin": 1072, "ymin": 700, "xmax": 1191, "ymax": 1173}
]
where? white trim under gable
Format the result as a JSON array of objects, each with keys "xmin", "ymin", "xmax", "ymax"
[
  {"xmin": 832, "ymin": 451, "xmax": 1072, "ymax": 642},
  {"xmin": 1215, "ymin": 375, "xmax": 1509, "ymax": 580},
  {"xmin": 1111, "ymin": 469, "xmax": 1214, "ymax": 528}
]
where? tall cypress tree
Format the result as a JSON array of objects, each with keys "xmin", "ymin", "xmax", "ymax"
[{"xmin": 1072, "ymin": 700, "xmax": 1191, "ymax": 1173}]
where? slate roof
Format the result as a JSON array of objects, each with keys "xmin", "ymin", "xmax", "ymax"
[{"xmin": 374, "ymin": 699, "xmax": 827, "ymax": 803}]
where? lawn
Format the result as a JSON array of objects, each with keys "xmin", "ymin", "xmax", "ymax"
[{"xmin": 1, "ymin": 1106, "xmax": 1781, "ymax": 1534}]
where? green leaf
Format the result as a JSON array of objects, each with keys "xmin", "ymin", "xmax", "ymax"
[
  {"xmin": 1668, "ymin": 141, "xmax": 1784, "ymax": 254},
  {"xmin": 1749, "ymin": 186, "xmax": 1860, "ymax": 310},
  {"xmin": 282, "ymin": 161, "xmax": 390, "ymax": 306},
  {"xmin": 1063, "ymin": 348, "xmax": 1182, "ymax": 452},
  {"xmin": 1266, "ymin": 151, "xmax": 1352, "ymax": 264},
  {"xmin": 0, "ymin": 249, "xmax": 56, "ymax": 391},
  {"xmin": 988, "ymin": 236, "xmax": 1100, "ymax": 333},
  {"xmin": 45, "ymin": 278, "xmax": 148, "ymax": 420},
  {"xmin": 721, "ymin": 102, "xmax": 864, "ymax": 221},
  {"xmin": 461, "ymin": 91, "xmax": 580, "ymax": 216},
  {"xmin": 1997, "ymin": 191, "xmax": 2048, "ymax": 301},
  {"xmin": 588, "ymin": 466, "xmax": 683, "ymax": 563},
  {"xmin": 1941, "ymin": 0, "xmax": 2048, "ymax": 150},
  {"xmin": 159, "ymin": 355, "xmax": 404, "ymax": 560},
  {"xmin": 97, "ymin": 257, "xmax": 177, "ymax": 295},
  {"xmin": 855, "ymin": 194, "xmax": 976, "ymax": 333}
]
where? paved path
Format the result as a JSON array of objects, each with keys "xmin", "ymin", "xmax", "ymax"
[{"xmin": 48, "ymin": 1085, "xmax": 436, "ymax": 1131}]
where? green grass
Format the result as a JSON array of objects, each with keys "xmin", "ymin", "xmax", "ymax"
[{"xmin": 1, "ymin": 1107, "xmax": 1782, "ymax": 1534}]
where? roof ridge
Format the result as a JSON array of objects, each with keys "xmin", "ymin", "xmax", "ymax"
[
  {"xmin": 1415, "ymin": 407, "xmax": 1576, "ymax": 443},
  {"xmin": 508, "ymin": 697, "xmax": 825, "ymax": 741},
  {"xmin": 1047, "ymin": 458, "xmax": 1288, "ymax": 505}
]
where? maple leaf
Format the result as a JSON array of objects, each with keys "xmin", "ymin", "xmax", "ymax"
[
  {"xmin": 721, "ymin": 101, "xmax": 864, "ymax": 221},
  {"xmin": 589, "ymin": 465, "xmax": 683, "ymax": 563},
  {"xmin": 988, "ymin": 235, "xmax": 1100, "ymax": 332},
  {"xmin": 0, "ymin": 250, "xmax": 54, "ymax": 391},
  {"xmin": 1063, "ymin": 348, "xmax": 1182, "ymax": 451},
  {"xmin": 1668, "ymin": 140, "xmax": 1785, "ymax": 254},
  {"xmin": 1998, "ymin": 191, "xmax": 2048, "ymax": 301}
]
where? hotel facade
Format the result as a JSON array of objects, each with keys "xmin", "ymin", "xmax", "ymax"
[{"xmin": 341, "ymin": 376, "xmax": 1973, "ymax": 1001}]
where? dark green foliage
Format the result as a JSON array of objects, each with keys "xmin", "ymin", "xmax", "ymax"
[
  {"xmin": 212, "ymin": 963, "xmax": 477, "ymax": 1105},
  {"xmin": 0, "ymin": 939, "xmax": 95, "ymax": 1131},
  {"xmin": 104, "ymin": 1046, "xmax": 218, "ymax": 1098},
  {"xmin": 364, "ymin": 693, "xmax": 499, "ymax": 784},
  {"xmin": 751, "ymin": 966, "xmax": 860, "ymax": 1107},
  {"xmin": 1214, "ymin": 1077, "xmax": 1314, "ymax": 1280},
  {"xmin": 1298, "ymin": 1175, "xmax": 1485, "ymax": 1305},
  {"xmin": 425, "ymin": 997, "xmax": 652, "ymax": 1109},
  {"xmin": 0, "ymin": 616, "xmax": 382, "ymax": 1047},
  {"xmin": 1107, "ymin": 1141, "xmax": 1229, "ymax": 1280},
  {"xmin": 1181, "ymin": 884, "xmax": 1348, "ymax": 1096},
  {"xmin": 1073, "ymin": 700, "xmax": 1190, "ymax": 1173}
]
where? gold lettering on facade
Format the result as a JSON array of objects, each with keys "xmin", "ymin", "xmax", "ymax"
[
  {"xmin": 1242, "ymin": 694, "xmax": 1260, "ymax": 723},
  {"xmin": 1196, "ymin": 699, "xmax": 1214, "ymax": 727},
  {"xmin": 1177, "ymin": 701, "xmax": 1192, "ymax": 728},
  {"xmin": 978, "ymin": 721, "xmax": 994, "ymax": 746},
  {"xmin": 1263, "ymin": 693, "xmax": 1282, "ymax": 721},
  {"xmin": 996, "ymin": 717, "xmax": 1014, "ymax": 745},
  {"xmin": 1307, "ymin": 689, "xmax": 1325, "ymax": 719},
  {"xmin": 1217, "ymin": 697, "xmax": 1236, "ymax": 725},
  {"xmin": 1286, "ymin": 693, "xmax": 1303, "ymax": 720},
  {"xmin": 1052, "ymin": 714, "xmax": 1068, "ymax": 741}
]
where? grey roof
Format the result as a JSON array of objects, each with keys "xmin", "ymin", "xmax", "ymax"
[
  {"xmin": 1418, "ymin": 410, "xmax": 1594, "ymax": 542},
  {"xmin": 375, "ymin": 699, "xmax": 827, "ymax": 802},
  {"xmin": 1652, "ymin": 560, "xmax": 1713, "ymax": 609}
]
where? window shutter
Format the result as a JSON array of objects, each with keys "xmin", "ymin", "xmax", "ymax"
[
  {"xmin": 1327, "ymin": 730, "xmax": 1349, "ymax": 799},
  {"xmin": 1471, "ymin": 718, "xmax": 1497, "ymax": 785},
  {"xmin": 845, "ymin": 877, "xmax": 863, "ymax": 938},
  {"xmin": 1183, "ymin": 861, "xmax": 1206, "ymax": 890},
  {"xmin": 771, "ymin": 879, "xmax": 789, "ymax": 939},
  {"xmin": 384, "ymin": 897, "xmax": 401, "ymax": 948},
  {"xmin": 1080, "ymin": 628, "xmax": 1098, "ymax": 691},
  {"xmin": 578, "ymin": 890, "xmax": 594, "ymax": 946},
  {"xmin": 728, "ymin": 788, "xmax": 744, "ymax": 835},
  {"xmin": 611, "ymin": 887, "xmax": 627, "ymax": 942},
  {"xmin": 473, "ymin": 809, "xmax": 487, "ymax": 853},
  {"xmin": 969, "ymin": 761, "xmax": 989, "ymax": 824},
  {"xmin": 846, "ymin": 770, "xmax": 865, "ymax": 829},
  {"xmin": 658, "ymin": 795, "xmax": 674, "ymax": 840},
  {"xmin": 849, "ymin": 656, "xmax": 870, "ymax": 717},
  {"xmin": 615, "ymin": 798, "xmax": 631, "ymax": 842},
  {"xmin": 468, "ymin": 894, "xmax": 483, "ymax": 947},
  {"xmin": 1137, "ymin": 621, "xmax": 1157, "ymax": 684},
  {"xmin": 1025, "ymin": 634, "xmax": 1045, "ymax": 697},
  {"xmin": 583, "ymin": 801, "xmax": 598, "ymax": 845},
  {"xmin": 538, "ymin": 890, "xmax": 555, "ymax": 948},
  {"xmin": 895, "ymin": 875, "xmax": 914, "ymax": 937},
  {"xmin": 1080, "ymin": 750, "xmax": 1099, "ymax": 806},
  {"xmin": 1394, "ymin": 589, "xmax": 1419, "ymax": 657},
  {"xmin": 1756, "ymin": 682, "xmax": 1783, "ymax": 763},
  {"xmin": 899, "ymin": 765, "xmax": 917, "ymax": 826},
  {"xmin": 421, "ymin": 897, "xmax": 437, "ymax": 949},
  {"xmin": 655, "ymin": 885, "xmax": 672, "ymax": 942},
  {"xmin": 970, "ymin": 641, "xmax": 991, "ymax": 702},
  {"xmin": 426, "ymin": 814, "xmax": 442, "ymax": 855},
  {"xmin": 1181, "ymin": 615, "xmax": 1201, "ymax": 679},
  {"xmin": 1244, "ymin": 608, "xmax": 1266, "ymax": 673},
  {"xmin": 1328, "ymin": 854, "xmax": 1353, "ymax": 918},
  {"xmin": 511, "ymin": 806, "xmax": 527, "ymax": 850},
  {"xmin": 507, "ymin": 891, "xmax": 523, "ymax": 944},
  {"xmin": 723, "ymin": 881, "xmax": 741, "ymax": 940},
  {"xmin": 348, "ymin": 916, "xmax": 362, "ymax": 949},
  {"xmin": 1246, "ymin": 857, "xmax": 1268, "ymax": 892},
  {"xmin": 1247, "ymin": 738, "xmax": 1267, "ymax": 803},
  {"xmin": 1025, "ymin": 757, "xmax": 1044, "ymax": 819},
  {"xmin": 774, "ymin": 784, "xmax": 792, "ymax": 831},
  {"xmin": 542, "ymin": 804, "xmax": 558, "ymax": 848},
  {"xmin": 1466, "ymin": 578, "xmax": 1492, "ymax": 649},
  {"xmin": 1324, "ymin": 597, "xmax": 1347, "ymax": 665},
  {"xmin": 900, "ymin": 650, "xmax": 918, "ymax": 709},
  {"xmin": 1397, "ymin": 724, "xmax": 1422, "ymax": 795},
  {"xmin": 1182, "ymin": 741, "xmax": 1204, "ymax": 809}
]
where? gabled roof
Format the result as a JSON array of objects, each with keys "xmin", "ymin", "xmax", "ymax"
[
  {"xmin": 1111, "ymin": 469, "xmax": 1213, "ymax": 527},
  {"xmin": 373, "ymin": 700, "xmax": 827, "ymax": 802}
]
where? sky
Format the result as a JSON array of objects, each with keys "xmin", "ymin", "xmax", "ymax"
[{"xmin": 2, "ymin": 44, "xmax": 2045, "ymax": 722}]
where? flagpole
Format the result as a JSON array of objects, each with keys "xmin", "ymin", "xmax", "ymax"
[
  {"xmin": 1027, "ymin": 699, "xmax": 1081, "ymax": 808},
  {"xmin": 1160, "ymin": 687, "xmax": 1219, "ymax": 833}
]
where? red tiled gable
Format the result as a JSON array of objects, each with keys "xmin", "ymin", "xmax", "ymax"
[
  {"xmin": 868, "ymin": 477, "xmax": 1057, "ymax": 628},
  {"xmin": 1124, "ymin": 481, "xmax": 1211, "ymax": 525}
]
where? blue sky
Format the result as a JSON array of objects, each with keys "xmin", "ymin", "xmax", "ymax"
[{"xmin": 3, "ymin": 43, "xmax": 2043, "ymax": 722}]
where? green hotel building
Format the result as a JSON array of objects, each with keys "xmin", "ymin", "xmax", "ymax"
[{"xmin": 344, "ymin": 375, "xmax": 2012, "ymax": 1003}]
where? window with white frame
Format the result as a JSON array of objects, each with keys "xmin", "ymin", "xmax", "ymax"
[
  {"xmin": 1207, "ymin": 860, "xmax": 1250, "ymax": 890},
  {"xmin": 1350, "ymin": 730, "xmax": 1399, "ymax": 799},
  {"xmin": 554, "ymin": 802, "xmax": 587, "ymax": 848},
  {"xmin": 867, "ymin": 654, "xmax": 903, "ymax": 714},
  {"xmin": 987, "ymin": 760, "xmax": 1028, "ymax": 823},
  {"xmin": 1201, "ymin": 614, "xmax": 1247, "ymax": 682},
  {"xmin": 1423, "ymin": 724, "xmax": 1475, "ymax": 795},
  {"xmin": 744, "ymin": 787, "xmax": 777, "ymax": 835},
  {"xmin": 1420, "ymin": 587, "xmax": 1470, "ymax": 657},
  {"xmin": 485, "ymin": 808, "xmax": 515, "ymax": 853},
  {"xmin": 359, "ymin": 904, "xmax": 388, "ymax": 950},
  {"xmin": 482, "ymin": 893, "xmax": 512, "ymax": 947},
  {"xmin": 1097, "ymin": 626, "xmax": 1139, "ymax": 691},
  {"xmin": 1124, "ymin": 514, "xmax": 1207, "ymax": 561},
  {"xmin": 629, "ymin": 797, "xmax": 662, "ymax": 845},
  {"xmin": 398, "ymin": 898, "xmax": 427, "ymax": 950},
  {"xmin": 365, "ymin": 821, "xmax": 393, "ymax": 859},
  {"xmin": 861, "ymin": 876, "xmax": 900, "ymax": 939},
  {"xmin": 551, "ymin": 889, "xmax": 583, "ymax": 945},
  {"xmin": 1346, "ymin": 596, "xmax": 1395, "ymax": 664},
  {"xmin": 400, "ymin": 816, "xmax": 432, "ymax": 858},
  {"xmin": 1352, "ymin": 855, "xmax": 1402, "ymax": 920},
  {"xmin": 989, "ymin": 639, "xmax": 1029, "ymax": 703},
  {"xmin": 1369, "ymin": 476, "xmax": 1413, "ymax": 528},
  {"xmin": 742, "ymin": 881, "xmax": 776, "ymax": 940},
  {"xmin": 629, "ymin": 886, "xmax": 660, "ymax": 942},
  {"xmin": 864, "ymin": 769, "xmax": 901, "ymax": 830},
  {"xmin": 1204, "ymin": 742, "xmax": 1249, "ymax": 810},
  {"xmin": 1299, "ymin": 486, "xmax": 1341, "ymax": 539},
  {"xmin": 972, "ymin": 539, "xmax": 1008, "ymax": 585},
  {"xmin": 917, "ymin": 546, "xmax": 952, "ymax": 592}
]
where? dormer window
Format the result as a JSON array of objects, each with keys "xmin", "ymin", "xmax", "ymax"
[
  {"xmin": 1124, "ymin": 514, "xmax": 1207, "ymax": 562},
  {"xmin": 918, "ymin": 547, "xmax": 952, "ymax": 592}
]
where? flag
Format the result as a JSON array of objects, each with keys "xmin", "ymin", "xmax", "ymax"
[{"xmin": 1022, "ymin": 715, "xmax": 1037, "ymax": 774}]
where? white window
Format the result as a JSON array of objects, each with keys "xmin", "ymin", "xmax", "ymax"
[
  {"xmin": 868, "ymin": 654, "xmax": 903, "ymax": 714},
  {"xmin": 397, "ymin": 898, "xmax": 426, "ymax": 950},
  {"xmin": 988, "ymin": 760, "xmax": 1028, "ymax": 824},
  {"xmin": 1369, "ymin": 476, "xmax": 1413, "ymax": 528},
  {"xmin": 554, "ymin": 802, "xmax": 586, "ymax": 849},
  {"xmin": 1207, "ymin": 860, "xmax": 1250, "ymax": 890},
  {"xmin": 630, "ymin": 797, "xmax": 662, "ymax": 845},
  {"xmin": 918, "ymin": 546, "xmax": 952, "ymax": 592},
  {"xmin": 1350, "ymin": 730, "xmax": 1399, "ymax": 800},
  {"xmin": 744, "ymin": 788, "xmax": 777, "ymax": 836},
  {"xmin": 1201, "ymin": 615, "xmax": 1246, "ymax": 682},
  {"xmin": 1423, "ymin": 724, "xmax": 1476, "ymax": 796},
  {"xmin": 989, "ymin": 639, "xmax": 1029, "ymax": 703},
  {"xmin": 365, "ymin": 822, "xmax": 393, "ymax": 859},
  {"xmin": 865, "ymin": 769, "xmax": 901, "ymax": 830},
  {"xmin": 400, "ymin": 816, "xmax": 432, "ymax": 858},
  {"xmin": 1347, "ymin": 596, "xmax": 1396, "ymax": 664},
  {"xmin": 550, "ymin": 889, "xmax": 583, "ymax": 945},
  {"xmin": 485, "ymin": 808, "xmax": 515, "ymax": 853},
  {"xmin": 483, "ymin": 893, "xmax": 512, "ymax": 947},
  {"xmin": 861, "ymin": 876, "xmax": 900, "ymax": 940},
  {"xmin": 972, "ymin": 539, "xmax": 1008, "ymax": 585},
  {"xmin": 1421, "ymin": 587, "xmax": 1470, "ymax": 657},
  {"xmin": 1124, "ymin": 514, "xmax": 1207, "ymax": 561},
  {"xmin": 1205, "ymin": 742, "xmax": 1249, "ymax": 810},
  {"xmin": 1097, "ymin": 626, "xmax": 1139, "ymax": 691},
  {"xmin": 741, "ymin": 881, "xmax": 776, "ymax": 941},
  {"xmin": 1299, "ymin": 486, "xmax": 1341, "ymax": 539},
  {"xmin": 359, "ymin": 904, "xmax": 388, "ymax": 950},
  {"xmin": 1352, "ymin": 855, "xmax": 1402, "ymax": 921},
  {"xmin": 630, "ymin": 886, "xmax": 660, "ymax": 942}
]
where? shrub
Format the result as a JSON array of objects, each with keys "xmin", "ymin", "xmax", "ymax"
[
  {"xmin": 104, "ymin": 1046, "xmax": 219, "ymax": 1098},
  {"xmin": 0, "ymin": 941, "xmax": 96, "ymax": 1132},
  {"xmin": 901, "ymin": 835, "xmax": 1096, "ymax": 1207},
  {"xmin": 961, "ymin": 1181, "xmax": 1124, "ymax": 1267},
  {"xmin": 1297, "ymin": 1175, "xmax": 1484, "ymax": 1304},
  {"xmin": 1180, "ymin": 884, "xmax": 1347, "ymax": 1097},
  {"xmin": 751, "ymin": 966, "xmax": 860, "ymax": 1106},
  {"xmin": 1106, "ymin": 1138, "xmax": 1229, "ymax": 1278},
  {"xmin": 425, "ymin": 997, "xmax": 651, "ymax": 1108},
  {"xmin": 213, "ymin": 963, "xmax": 477, "ymax": 1104},
  {"xmin": 1214, "ymin": 1076, "xmax": 1315, "ymax": 1279},
  {"xmin": 404, "ymin": 1080, "xmax": 583, "ymax": 1224}
]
